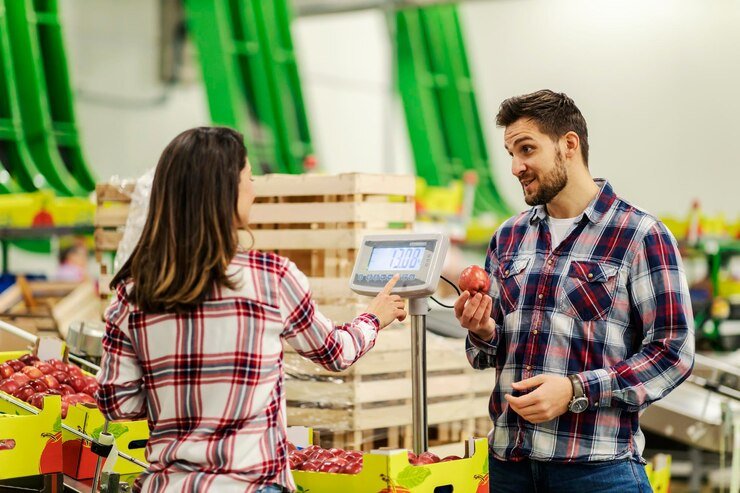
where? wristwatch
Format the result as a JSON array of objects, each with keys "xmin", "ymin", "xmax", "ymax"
[{"xmin": 567, "ymin": 374, "xmax": 589, "ymax": 413}]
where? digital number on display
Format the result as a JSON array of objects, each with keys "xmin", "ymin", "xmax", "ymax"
[{"xmin": 367, "ymin": 247, "xmax": 424, "ymax": 271}]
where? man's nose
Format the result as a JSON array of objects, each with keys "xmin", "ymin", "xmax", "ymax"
[{"xmin": 511, "ymin": 158, "xmax": 526, "ymax": 177}]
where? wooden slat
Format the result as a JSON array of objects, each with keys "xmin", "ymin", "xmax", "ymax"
[
  {"xmin": 96, "ymin": 183, "xmax": 135, "ymax": 202},
  {"xmin": 287, "ymin": 396, "xmax": 490, "ymax": 431},
  {"xmin": 285, "ymin": 372, "xmax": 492, "ymax": 406},
  {"xmin": 253, "ymin": 173, "xmax": 415, "ymax": 198},
  {"xmin": 95, "ymin": 205, "xmax": 130, "ymax": 227},
  {"xmin": 95, "ymin": 229, "xmax": 122, "ymax": 252},
  {"xmin": 249, "ymin": 202, "xmax": 415, "ymax": 225},
  {"xmin": 251, "ymin": 228, "xmax": 407, "ymax": 250}
]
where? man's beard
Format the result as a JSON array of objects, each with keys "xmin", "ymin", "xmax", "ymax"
[{"xmin": 523, "ymin": 151, "xmax": 568, "ymax": 206}]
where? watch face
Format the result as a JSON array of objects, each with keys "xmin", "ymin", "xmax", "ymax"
[{"xmin": 570, "ymin": 397, "xmax": 589, "ymax": 413}]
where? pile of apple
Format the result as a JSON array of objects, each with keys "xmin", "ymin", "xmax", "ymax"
[
  {"xmin": 0, "ymin": 354, "xmax": 98, "ymax": 418},
  {"xmin": 288, "ymin": 443, "xmax": 462, "ymax": 474}
]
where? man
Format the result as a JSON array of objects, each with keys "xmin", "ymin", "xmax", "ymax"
[{"xmin": 455, "ymin": 90, "xmax": 694, "ymax": 492}]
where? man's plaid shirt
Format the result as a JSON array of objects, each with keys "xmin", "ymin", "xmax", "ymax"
[{"xmin": 467, "ymin": 179, "xmax": 694, "ymax": 463}]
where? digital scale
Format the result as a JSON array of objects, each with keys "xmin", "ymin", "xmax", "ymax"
[{"xmin": 350, "ymin": 233, "xmax": 449, "ymax": 454}]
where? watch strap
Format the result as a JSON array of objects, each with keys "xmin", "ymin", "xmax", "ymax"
[{"xmin": 568, "ymin": 374, "xmax": 584, "ymax": 399}]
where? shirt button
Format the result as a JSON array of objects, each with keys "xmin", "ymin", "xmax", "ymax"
[
  {"xmin": 505, "ymin": 270, "xmax": 510, "ymax": 276},
  {"xmin": 548, "ymin": 259, "xmax": 553, "ymax": 265},
  {"xmin": 526, "ymin": 365, "xmax": 532, "ymax": 371},
  {"xmin": 588, "ymin": 273, "xmax": 594, "ymax": 279},
  {"xmin": 532, "ymin": 329, "xmax": 538, "ymax": 335},
  {"xmin": 538, "ymin": 293, "xmax": 543, "ymax": 299}
]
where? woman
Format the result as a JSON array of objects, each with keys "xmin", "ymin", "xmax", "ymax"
[{"xmin": 96, "ymin": 127, "xmax": 406, "ymax": 492}]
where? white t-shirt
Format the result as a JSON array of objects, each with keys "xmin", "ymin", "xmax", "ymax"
[{"xmin": 548, "ymin": 215, "xmax": 580, "ymax": 249}]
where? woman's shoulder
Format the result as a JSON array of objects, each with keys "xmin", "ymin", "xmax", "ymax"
[{"xmin": 232, "ymin": 250, "xmax": 291, "ymax": 276}]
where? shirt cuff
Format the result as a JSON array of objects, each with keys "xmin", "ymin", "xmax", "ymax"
[
  {"xmin": 467, "ymin": 331, "xmax": 498, "ymax": 355},
  {"xmin": 357, "ymin": 313, "xmax": 380, "ymax": 330},
  {"xmin": 578, "ymin": 369, "xmax": 613, "ymax": 409}
]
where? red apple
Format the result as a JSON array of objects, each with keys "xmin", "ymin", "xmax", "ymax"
[
  {"xmin": 342, "ymin": 460, "xmax": 363, "ymax": 474},
  {"xmin": 0, "ymin": 363, "xmax": 14, "ymax": 379},
  {"xmin": 39, "ymin": 374, "xmax": 60, "ymax": 390},
  {"xmin": 51, "ymin": 371, "xmax": 70, "ymax": 385},
  {"xmin": 13, "ymin": 384, "xmax": 35, "ymax": 402},
  {"xmin": 61, "ymin": 400, "xmax": 69, "ymax": 419},
  {"xmin": 0, "ymin": 439, "xmax": 15, "ymax": 450},
  {"xmin": 327, "ymin": 447, "xmax": 344, "ymax": 458},
  {"xmin": 33, "ymin": 361, "xmax": 54, "ymax": 375},
  {"xmin": 440, "ymin": 455, "xmax": 462, "ymax": 462},
  {"xmin": 58, "ymin": 384, "xmax": 75, "ymax": 396},
  {"xmin": 319, "ymin": 457, "xmax": 347, "ymax": 473},
  {"xmin": 74, "ymin": 393, "xmax": 96, "ymax": 405},
  {"xmin": 10, "ymin": 373, "xmax": 30, "ymax": 386},
  {"xmin": 21, "ymin": 366, "xmax": 43, "ymax": 379},
  {"xmin": 19, "ymin": 354, "xmax": 39, "ymax": 365},
  {"xmin": 65, "ymin": 364, "xmax": 83, "ymax": 377},
  {"xmin": 47, "ymin": 359, "xmax": 67, "ymax": 372},
  {"xmin": 0, "ymin": 379, "xmax": 20, "ymax": 395},
  {"xmin": 28, "ymin": 379, "xmax": 48, "ymax": 393},
  {"xmin": 407, "ymin": 451, "xmax": 417, "ymax": 465},
  {"xmin": 458, "ymin": 265, "xmax": 491, "ymax": 294},
  {"xmin": 416, "ymin": 451, "xmax": 440, "ymax": 464},
  {"xmin": 69, "ymin": 375, "xmax": 87, "ymax": 392},
  {"xmin": 81, "ymin": 382, "xmax": 99, "ymax": 397},
  {"xmin": 287, "ymin": 441, "xmax": 297, "ymax": 452},
  {"xmin": 28, "ymin": 392, "xmax": 46, "ymax": 409},
  {"xmin": 300, "ymin": 459, "xmax": 322, "ymax": 472},
  {"xmin": 7, "ymin": 360, "xmax": 24, "ymax": 372}
]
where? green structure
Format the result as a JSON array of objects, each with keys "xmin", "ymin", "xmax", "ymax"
[
  {"xmin": 184, "ymin": 0, "xmax": 313, "ymax": 174},
  {"xmin": 395, "ymin": 4, "xmax": 510, "ymax": 217},
  {"xmin": 3, "ymin": 0, "xmax": 94, "ymax": 196}
]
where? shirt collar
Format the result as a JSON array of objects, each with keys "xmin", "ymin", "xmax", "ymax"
[{"xmin": 528, "ymin": 178, "xmax": 616, "ymax": 226}]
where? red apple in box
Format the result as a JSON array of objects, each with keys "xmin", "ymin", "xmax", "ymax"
[
  {"xmin": 7, "ymin": 360, "xmax": 24, "ymax": 372},
  {"xmin": 28, "ymin": 379, "xmax": 48, "ymax": 393},
  {"xmin": 0, "ymin": 363, "xmax": 14, "ymax": 380},
  {"xmin": 66, "ymin": 364, "xmax": 83, "ymax": 377},
  {"xmin": 440, "ymin": 455, "xmax": 462, "ymax": 462},
  {"xmin": 300, "ymin": 459, "xmax": 322, "ymax": 472},
  {"xmin": 28, "ymin": 392, "xmax": 46, "ymax": 409},
  {"xmin": 19, "ymin": 354, "xmax": 39, "ymax": 365},
  {"xmin": 10, "ymin": 372, "xmax": 30, "ymax": 386},
  {"xmin": 47, "ymin": 359, "xmax": 67, "ymax": 372},
  {"xmin": 82, "ymin": 382, "xmax": 99, "ymax": 397},
  {"xmin": 416, "ymin": 451, "xmax": 440, "ymax": 464},
  {"xmin": 39, "ymin": 374, "xmax": 60, "ymax": 390},
  {"xmin": 327, "ymin": 447, "xmax": 344, "ymax": 458},
  {"xmin": 13, "ymin": 384, "xmax": 35, "ymax": 402},
  {"xmin": 0, "ymin": 379, "xmax": 20, "ymax": 395},
  {"xmin": 61, "ymin": 400, "xmax": 69, "ymax": 418},
  {"xmin": 458, "ymin": 265, "xmax": 490, "ymax": 294},
  {"xmin": 70, "ymin": 375, "xmax": 87, "ymax": 392},
  {"xmin": 342, "ymin": 460, "xmax": 363, "ymax": 474},
  {"xmin": 21, "ymin": 366, "xmax": 43, "ymax": 380},
  {"xmin": 59, "ymin": 384, "xmax": 75, "ymax": 396},
  {"xmin": 33, "ymin": 361, "xmax": 54, "ymax": 375},
  {"xmin": 51, "ymin": 371, "xmax": 70, "ymax": 385},
  {"xmin": 74, "ymin": 393, "xmax": 96, "ymax": 405},
  {"xmin": 287, "ymin": 441, "xmax": 297, "ymax": 453}
]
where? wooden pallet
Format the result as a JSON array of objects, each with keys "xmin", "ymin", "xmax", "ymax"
[{"xmin": 285, "ymin": 327, "xmax": 495, "ymax": 451}]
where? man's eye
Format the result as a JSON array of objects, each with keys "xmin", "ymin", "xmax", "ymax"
[{"xmin": 521, "ymin": 146, "xmax": 533, "ymax": 154}]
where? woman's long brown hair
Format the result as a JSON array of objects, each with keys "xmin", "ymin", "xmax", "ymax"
[{"xmin": 111, "ymin": 127, "xmax": 247, "ymax": 312}]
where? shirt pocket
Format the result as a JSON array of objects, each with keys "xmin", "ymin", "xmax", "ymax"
[
  {"xmin": 498, "ymin": 256, "xmax": 531, "ymax": 314},
  {"xmin": 560, "ymin": 261, "xmax": 619, "ymax": 321}
]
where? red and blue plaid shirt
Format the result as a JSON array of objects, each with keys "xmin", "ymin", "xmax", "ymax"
[
  {"xmin": 467, "ymin": 179, "xmax": 694, "ymax": 463},
  {"xmin": 97, "ymin": 251, "xmax": 379, "ymax": 492}
]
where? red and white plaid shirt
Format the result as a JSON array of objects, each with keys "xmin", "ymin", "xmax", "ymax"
[{"xmin": 97, "ymin": 251, "xmax": 380, "ymax": 492}]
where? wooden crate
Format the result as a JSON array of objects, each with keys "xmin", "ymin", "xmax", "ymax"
[{"xmin": 285, "ymin": 327, "xmax": 495, "ymax": 451}]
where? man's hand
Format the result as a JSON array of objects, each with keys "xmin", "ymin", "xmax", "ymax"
[
  {"xmin": 454, "ymin": 291, "xmax": 495, "ymax": 341},
  {"xmin": 504, "ymin": 375, "xmax": 574, "ymax": 424}
]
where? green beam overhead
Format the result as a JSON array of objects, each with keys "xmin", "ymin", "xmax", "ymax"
[
  {"xmin": 0, "ymin": 0, "xmax": 42, "ymax": 193},
  {"xmin": 4, "ymin": 0, "xmax": 86, "ymax": 196},
  {"xmin": 32, "ymin": 0, "xmax": 96, "ymax": 191},
  {"xmin": 184, "ymin": 0, "xmax": 313, "ymax": 174},
  {"xmin": 395, "ymin": 4, "xmax": 511, "ymax": 217}
]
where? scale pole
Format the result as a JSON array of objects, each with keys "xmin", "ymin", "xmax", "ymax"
[{"xmin": 409, "ymin": 297, "xmax": 429, "ymax": 455}]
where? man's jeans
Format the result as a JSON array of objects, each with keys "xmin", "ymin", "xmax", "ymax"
[
  {"xmin": 256, "ymin": 485, "xmax": 287, "ymax": 493},
  {"xmin": 489, "ymin": 456, "xmax": 653, "ymax": 493}
]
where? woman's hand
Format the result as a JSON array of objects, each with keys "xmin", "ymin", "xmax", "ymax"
[{"xmin": 366, "ymin": 274, "xmax": 407, "ymax": 328}]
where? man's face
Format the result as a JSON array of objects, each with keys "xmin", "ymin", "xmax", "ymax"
[{"xmin": 504, "ymin": 118, "xmax": 567, "ymax": 206}]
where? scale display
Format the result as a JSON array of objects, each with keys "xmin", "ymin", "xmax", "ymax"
[{"xmin": 350, "ymin": 233, "xmax": 449, "ymax": 298}]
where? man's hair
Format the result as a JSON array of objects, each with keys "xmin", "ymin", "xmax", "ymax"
[
  {"xmin": 111, "ymin": 126, "xmax": 247, "ymax": 313},
  {"xmin": 496, "ymin": 89, "xmax": 589, "ymax": 166}
]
